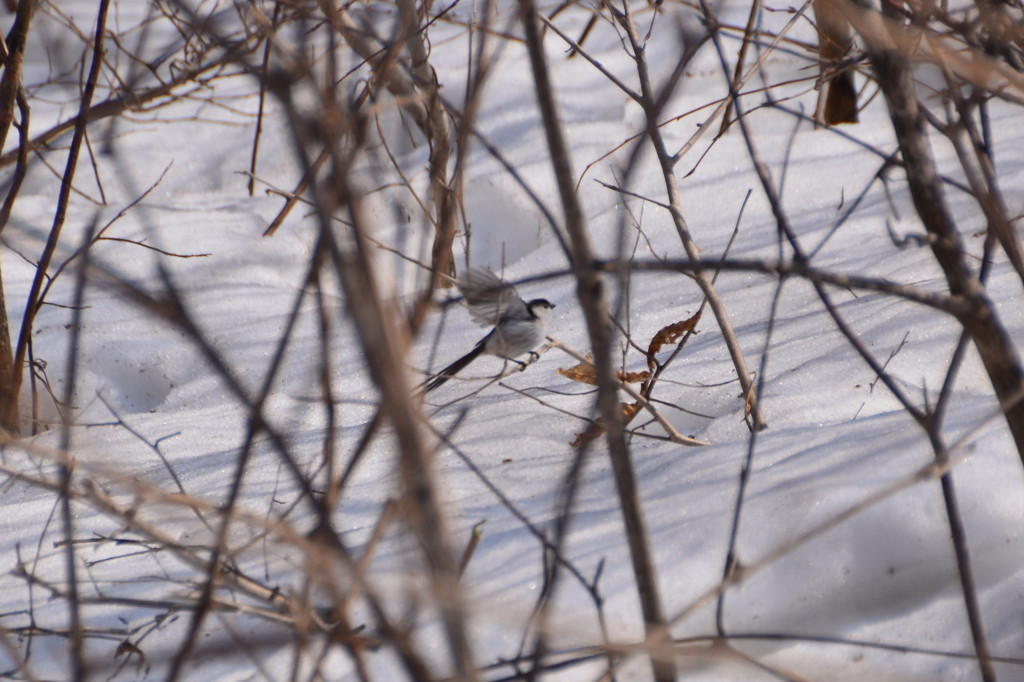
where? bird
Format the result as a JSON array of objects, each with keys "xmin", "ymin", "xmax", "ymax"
[{"xmin": 423, "ymin": 268, "xmax": 555, "ymax": 393}]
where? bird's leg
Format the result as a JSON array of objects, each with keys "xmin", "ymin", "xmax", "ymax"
[
  {"xmin": 501, "ymin": 352, "xmax": 540, "ymax": 374},
  {"xmin": 500, "ymin": 357, "xmax": 530, "ymax": 372},
  {"xmin": 512, "ymin": 352, "xmax": 541, "ymax": 372}
]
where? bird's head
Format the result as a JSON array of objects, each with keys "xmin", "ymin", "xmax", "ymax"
[{"xmin": 527, "ymin": 299, "xmax": 555, "ymax": 324}]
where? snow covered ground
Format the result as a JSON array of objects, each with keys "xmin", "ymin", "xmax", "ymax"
[{"xmin": 0, "ymin": 0, "xmax": 1022, "ymax": 680}]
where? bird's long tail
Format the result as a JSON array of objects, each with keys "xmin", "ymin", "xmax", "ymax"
[{"xmin": 423, "ymin": 344, "xmax": 485, "ymax": 393}]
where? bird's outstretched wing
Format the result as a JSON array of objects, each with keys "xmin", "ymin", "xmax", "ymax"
[{"xmin": 459, "ymin": 268, "xmax": 528, "ymax": 328}]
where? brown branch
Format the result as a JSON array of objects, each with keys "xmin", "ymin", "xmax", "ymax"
[
  {"xmin": 247, "ymin": 3, "xmax": 281, "ymax": 197},
  {"xmin": 0, "ymin": 0, "xmax": 34, "ymax": 437},
  {"xmin": 0, "ymin": 47, "xmax": 249, "ymax": 170},
  {"xmin": 608, "ymin": 0, "xmax": 766, "ymax": 431},
  {"xmin": 0, "ymin": 88, "xmax": 28, "ymax": 433},
  {"xmin": 520, "ymin": 1, "xmax": 673, "ymax": 680},
  {"xmin": 849, "ymin": 3, "xmax": 1024, "ymax": 678},
  {"xmin": 0, "ymin": 0, "xmax": 32, "ymax": 154},
  {"xmin": 331, "ymin": 2, "xmax": 457, "ymax": 288},
  {"xmin": 4, "ymin": 0, "xmax": 114, "ymax": 434},
  {"xmin": 853, "ymin": 2, "xmax": 1024, "ymax": 465}
]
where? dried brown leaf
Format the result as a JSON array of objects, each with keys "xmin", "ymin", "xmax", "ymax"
[
  {"xmin": 559, "ymin": 354, "xmax": 649, "ymax": 386},
  {"xmin": 570, "ymin": 422, "xmax": 604, "ymax": 448},
  {"xmin": 646, "ymin": 310, "xmax": 702, "ymax": 369},
  {"xmin": 743, "ymin": 380, "xmax": 757, "ymax": 431},
  {"xmin": 570, "ymin": 401, "xmax": 642, "ymax": 448},
  {"xmin": 115, "ymin": 639, "xmax": 145, "ymax": 666},
  {"xmin": 558, "ymin": 354, "xmax": 598, "ymax": 385}
]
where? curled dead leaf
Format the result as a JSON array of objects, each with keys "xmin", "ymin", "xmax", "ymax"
[
  {"xmin": 571, "ymin": 422, "xmax": 604, "ymax": 448},
  {"xmin": 115, "ymin": 639, "xmax": 145, "ymax": 667},
  {"xmin": 570, "ymin": 401, "xmax": 643, "ymax": 448},
  {"xmin": 558, "ymin": 353, "xmax": 598, "ymax": 385},
  {"xmin": 646, "ymin": 310, "xmax": 701, "ymax": 369},
  {"xmin": 559, "ymin": 353, "xmax": 649, "ymax": 386}
]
